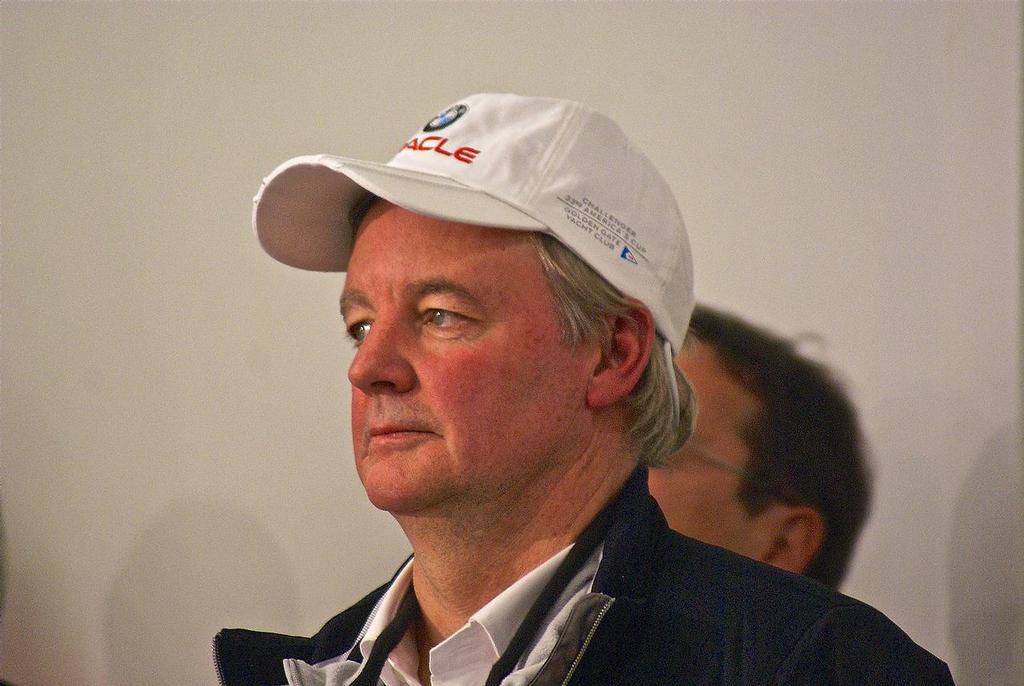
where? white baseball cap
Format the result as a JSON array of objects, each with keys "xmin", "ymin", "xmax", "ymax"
[{"xmin": 253, "ymin": 93, "xmax": 694, "ymax": 408}]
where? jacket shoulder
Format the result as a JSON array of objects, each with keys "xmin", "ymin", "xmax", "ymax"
[
  {"xmin": 774, "ymin": 602, "xmax": 955, "ymax": 684},
  {"xmin": 626, "ymin": 532, "xmax": 953, "ymax": 683}
]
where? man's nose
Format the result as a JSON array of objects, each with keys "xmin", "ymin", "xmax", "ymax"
[{"xmin": 348, "ymin": 317, "xmax": 417, "ymax": 395}]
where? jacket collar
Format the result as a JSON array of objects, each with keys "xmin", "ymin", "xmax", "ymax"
[{"xmin": 591, "ymin": 465, "xmax": 666, "ymax": 602}]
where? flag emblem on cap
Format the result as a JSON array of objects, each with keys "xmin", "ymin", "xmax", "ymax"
[
  {"xmin": 424, "ymin": 104, "xmax": 468, "ymax": 132},
  {"xmin": 620, "ymin": 246, "xmax": 638, "ymax": 264}
]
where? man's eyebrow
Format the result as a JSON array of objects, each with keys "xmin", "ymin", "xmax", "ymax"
[
  {"xmin": 339, "ymin": 289, "xmax": 371, "ymax": 316},
  {"xmin": 410, "ymin": 279, "xmax": 480, "ymax": 303},
  {"xmin": 340, "ymin": 280, "xmax": 485, "ymax": 316}
]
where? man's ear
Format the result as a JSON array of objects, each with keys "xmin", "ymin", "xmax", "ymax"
[
  {"xmin": 757, "ymin": 504, "xmax": 826, "ymax": 577},
  {"xmin": 586, "ymin": 306, "xmax": 654, "ymax": 409}
]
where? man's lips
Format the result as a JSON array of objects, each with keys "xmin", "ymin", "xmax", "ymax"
[
  {"xmin": 359, "ymin": 407, "xmax": 443, "ymax": 448},
  {"xmin": 366, "ymin": 424, "xmax": 440, "ymax": 444},
  {"xmin": 369, "ymin": 425, "xmax": 435, "ymax": 437}
]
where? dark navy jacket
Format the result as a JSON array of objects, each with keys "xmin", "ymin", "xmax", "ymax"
[{"xmin": 215, "ymin": 469, "xmax": 955, "ymax": 685}]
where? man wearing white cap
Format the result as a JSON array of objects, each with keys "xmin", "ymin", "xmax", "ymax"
[{"xmin": 215, "ymin": 94, "xmax": 952, "ymax": 685}]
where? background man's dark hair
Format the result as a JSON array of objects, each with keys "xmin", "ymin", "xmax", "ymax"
[{"xmin": 688, "ymin": 304, "xmax": 872, "ymax": 588}]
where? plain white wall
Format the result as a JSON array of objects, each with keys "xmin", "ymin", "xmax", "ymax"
[{"xmin": 1, "ymin": 3, "xmax": 1020, "ymax": 685}]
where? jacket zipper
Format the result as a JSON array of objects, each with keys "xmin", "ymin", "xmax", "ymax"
[{"xmin": 558, "ymin": 597, "xmax": 614, "ymax": 686}]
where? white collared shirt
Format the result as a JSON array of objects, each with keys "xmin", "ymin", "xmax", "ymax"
[{"xmin": 282, "ymin": 544, "xmax": 602, "ymax": 686}]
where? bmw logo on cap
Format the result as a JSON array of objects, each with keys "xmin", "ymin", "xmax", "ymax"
[{"xmin": 423, "ymin": 104, "xmax": 468, "ymax": 132}]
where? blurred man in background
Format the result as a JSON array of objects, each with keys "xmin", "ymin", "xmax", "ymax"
[{"xmin": 649, "ymin": 304, "xmax": 871, "ymax": 588}]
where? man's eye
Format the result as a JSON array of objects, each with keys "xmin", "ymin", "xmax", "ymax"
[
  {"xmin": 426, "ymin": 309, "xmax": 454, "ymax": 327},
  {"xmin": 424, "ymin": 309, "xmax": 471, "ymax": 330},
  {"xmin": 347, "ymin": 321, "xmax": 372, "ymax": 343}
]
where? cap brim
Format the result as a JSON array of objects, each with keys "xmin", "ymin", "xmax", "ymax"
[{"xmin": 253, "ymin": 155, "xmax": 545, "ymax": 272}]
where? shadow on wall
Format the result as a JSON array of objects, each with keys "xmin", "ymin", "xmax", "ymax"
[
  {"xmin": 948, "ymin": 423, "xmax": 1024, "ymax": 686},
  {"xmin": 103, "ymin": 497, "xmax": 301, "ymax": 686}
]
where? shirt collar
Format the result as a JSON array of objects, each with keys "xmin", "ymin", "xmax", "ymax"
[
  {"xmin": 468, "ymin": 544, "xmax": 572, "ymax": 658},
  {"xmin": 356, "ymin": 544, "xmax": 575, "ymax": 685}
]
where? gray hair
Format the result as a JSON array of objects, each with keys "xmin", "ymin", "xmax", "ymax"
[{"xmin": 528, "ymin": 233, "xmax": 695, "ymax": 467}]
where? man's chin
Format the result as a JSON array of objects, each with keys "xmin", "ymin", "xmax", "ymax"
[
  {"xmin": 357, "ymin": 465, "xmax": 449, "ymax": 515},
  {"xmin": 362, "ymin": 486, "xmax": 450, "ymax": 517},
  {"xmin": 355, "ymin": 442, "xmax": 459, "ymax": 515}
]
